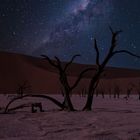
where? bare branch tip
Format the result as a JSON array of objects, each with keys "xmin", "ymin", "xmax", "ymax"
[
  {"xmin": 109, "ymin": 26, "xmax": 114, "ymax": 34},
  {"xmin": 40, "ymin": 54, "xmax": 46, "ymax": 57},
  {"xmin": 76, "ymin": 54, "xmax": 81, "ymax": 57},
  {"xmin": 109, "ymin": 26, "xmax": 122, "ymax": 35}
]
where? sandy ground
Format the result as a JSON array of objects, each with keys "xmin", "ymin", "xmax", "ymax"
[{"xmin": 0, "ymin": 95, "xmax": 140, "ymax": 140}]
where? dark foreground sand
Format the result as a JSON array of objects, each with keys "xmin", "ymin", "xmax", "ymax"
[{"xmin": 0, "ymin": 95, "xmax": 140, "ymax": 140}]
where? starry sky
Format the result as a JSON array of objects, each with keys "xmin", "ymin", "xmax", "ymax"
[{"xmin": 0, "ymin": 0, "xmax": 140, "ymax": 69}]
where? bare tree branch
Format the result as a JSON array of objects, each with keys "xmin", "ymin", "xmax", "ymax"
[
  {"xmin": 113, "ymin": 50, "xmax": 140, "ymax": 58},
  {"xmin": 94, "ymin": 39, "xmax": 100, "ymax": 67},
  {"xmin": 64, "ymin": 54, "xmax": 81, "ymax": 72},
  {"xmin": 41, "ymin": 54, "xmax": 84, "ymax": 111},
  {"xmin": 109, "ymin": 26, "xmax": 122, "ymax": 53},
  {"xmin": 54, "ymin": 56, "xmax": 61, "ymax": 65},
  {"xmin": 54, "ymin": 56, "xmax": 63, "ymax": 70},
  {"xmin": 83, "ymin": 26, "xmax": 139, "ymax": 111},
  {"xmin": 109, "ymin": 26, "xmax": 122, "ymax": 35},
  {"xmin": 4, "ymin": 94, "xmax": 64, "ymax": 113},
  {"xmin": 71, "ymin": 68, "xmax": 94, "ymax": 90},
  {"xmin": 101, "ymin": 27, "xmax": 122, "ymax": 67},
  {"xmin": 109, "ymin": 26, "xmax": 114, "ymax": 34},
  {"xmin": 94, "ymin": 80, "xmax": 99, "ymax": 89},
  {"xmin": 8, "ymin": 103, "xmax": 30, "ymax": 112},
  {"xmin": 41, "ymin": 55, "xmax": 58, "ymax": 67},
  {"xmin": 91, "ymin": 79, "xmax": 99, "ymax": 95}
]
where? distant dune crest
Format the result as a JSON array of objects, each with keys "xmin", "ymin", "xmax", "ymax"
[{"xmin": 0, "ymin": 51, "xmax": 140, "ymax": 94}]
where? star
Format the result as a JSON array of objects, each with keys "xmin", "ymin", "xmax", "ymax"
[{"xmin": 0, "ymin": 0, "xmax": 140, "ymax": 69}]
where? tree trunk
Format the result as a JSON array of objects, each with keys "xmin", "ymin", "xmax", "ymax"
[
  {"xmin": 63, "ymin": 91, "xmax": 75, "ymax": 111},
  {"xmin": 83, "ymin": 76, "xmax": 99, "ymax": 111},
  {"xmin": 83, "ymin": 93, "xmax": 93, "ymax": 111}
]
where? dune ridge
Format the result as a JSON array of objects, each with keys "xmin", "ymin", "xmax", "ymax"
[{"xmin": 0, "ymin": 51, "xmax": 140, "ymax": 94}]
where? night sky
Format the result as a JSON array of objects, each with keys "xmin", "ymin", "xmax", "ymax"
[{"xmin": 0, "ymin": 0, "xmax": 140, "ymax": 69}]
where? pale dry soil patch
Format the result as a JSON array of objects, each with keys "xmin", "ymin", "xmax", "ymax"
[{"xmin": 0, "ymin": 95, "xmax": 140, "ymax": 140}]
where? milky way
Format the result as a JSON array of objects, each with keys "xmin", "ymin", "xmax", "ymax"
[
  {"xmin": 0, "ymin": 0, "xmax": 140, "ymax": 69},
  {"xmin": 34, "ymin": 0, "xmax": 113, "ymax": 59}
]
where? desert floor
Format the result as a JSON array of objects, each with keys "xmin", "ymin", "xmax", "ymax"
[{"xmin": 0, "ymin": 95, "xmax": 140, "ymax": 140}]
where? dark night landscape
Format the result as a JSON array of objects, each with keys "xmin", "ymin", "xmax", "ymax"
[{"xmin": 0, "ymin": 0, "xmax": 140, "ymax": 140}]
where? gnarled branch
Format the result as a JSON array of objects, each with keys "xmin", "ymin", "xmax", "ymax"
[
  {"xmin": 54, "ymin": 56, "xmax": 61, "ymax": 67},
  {"xmin": 101, "ymin": 27, "xmax": 122, "ymax": 67},
  {"xmin": 113, "ymin": 50, "xmax": 140, "ymax": 58},
  {"xmin": 109, "ymin": 26, "xmax": 122, "ymax": 53},
  {"xmin": 64, "ymin": 54, "xmax": 81, "ymax": 72},
  {"xmin": 109, "ymin": 26, "xmax": 122, "ymax": 36},
  {"xmin": 71, "ymin": 68, "xmax": 94, "ymax": 90},
  {"xmin": 4, "ymin": 94, "xmax": 64, "ymax": 113},
  {"xmin": 93, "ymin": 39, "xmax": 100, "ymax": 67},
  {"xmin": 41, "ymin": 55, "xmax": 58, "ymax": 67}
]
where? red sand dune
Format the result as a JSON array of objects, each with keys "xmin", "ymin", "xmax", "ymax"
[{"xmin": 0, "ymin": 51, "xmax": 140, "ymax": 94}]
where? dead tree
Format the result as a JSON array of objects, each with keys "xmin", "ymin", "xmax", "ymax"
[
  {"xmin": 16, "ymin": 80, "xmax": 31, "ymax": 97},
  {"xmin": 135, "ymin": 81, "xmax": 140, "ymax": 100},
  {"xmin": 114, "ymin": 85, "xmax": 121, "ymax": 99},
  {"xmin": 5, "ymin": 81, "xmax": 31, "ymax": 100},
  {"xmin": 107, "ymin": 87, "xmax": 112, "ymax": 98},
  {"xmin": 97, "ymin": 83, "xmax": 105, "ymax": 98},
  {"xmin": 126, "ymin": 82, "xmax": 134, "ymax": 98},
  {"xmin": 99, "ymin": 81, "xmax": 105, "ymax": 99},
  {"xmin": 83, "ymin": 27, "xmax": 140, "ymax": 111},
  {"xmin": 126, "ymin": 87, "xmax": 133, "ymax": 98},
  {"xmin": 41, "ymin": 54, "xmax": 93, "ymax": 111},
  {"xmin": 105, "ymin": 81, "xmax": 113, "ymax": 98}
]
